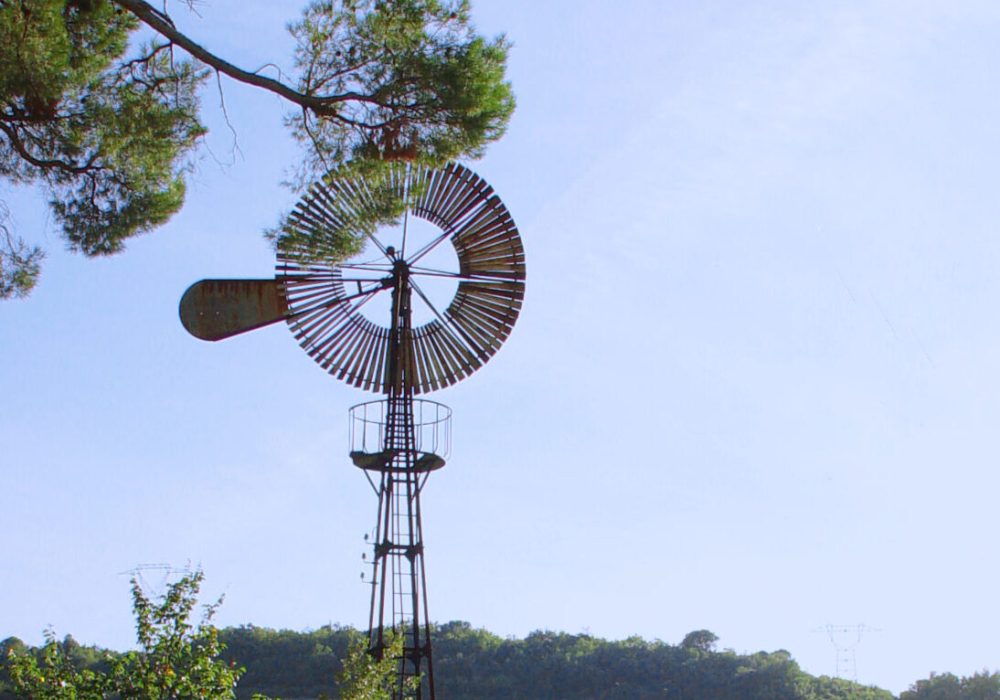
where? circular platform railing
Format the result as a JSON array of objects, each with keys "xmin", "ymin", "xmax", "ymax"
[{"xmin": 348, "ymin": 399, "xmax": 452, "ymax": 472}]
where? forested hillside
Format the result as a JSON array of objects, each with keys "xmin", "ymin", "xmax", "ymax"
[
  {"xmin": 217, "ymin": 623, "xmax": 886, "ymax": 700},
  {"xmin": 2, "ymin": 623, "xmax": 997, "ymax": 700}
]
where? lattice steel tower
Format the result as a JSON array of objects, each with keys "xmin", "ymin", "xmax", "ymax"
[
  {"xmin": 816, "ymin": 623, "xmax": 879, "ymax": 682},
  {"xmin": 180, "ymin": 163, "xmax": 525, "ymax": 699}
]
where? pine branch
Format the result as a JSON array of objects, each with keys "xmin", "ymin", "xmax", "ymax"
[
  {"xmin": 112, "ymin": 0, "xmax": 385, "ymax": 115},
  {"xmin": 0, "ymin": 121, "xmax": 97, "ymax": 174}
]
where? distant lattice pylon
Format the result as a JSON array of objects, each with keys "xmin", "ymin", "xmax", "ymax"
[{"xmin": 813, "ymin": 623, "xmax": 881, "ymax": 681}]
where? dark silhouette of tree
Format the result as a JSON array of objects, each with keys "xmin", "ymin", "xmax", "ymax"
[{"xmin": 681, "ymin": 629, "xmax": 720, "ymax": 653}]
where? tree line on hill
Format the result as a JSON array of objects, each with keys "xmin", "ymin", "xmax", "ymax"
[{"xmin": 3, "ymin": 622, "xmax": 997, "ymax": 699}]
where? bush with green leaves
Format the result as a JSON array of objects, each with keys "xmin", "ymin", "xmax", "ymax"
[{"xmin": 5, "ymin": 570, "xmax": 248, "ymax": 699}]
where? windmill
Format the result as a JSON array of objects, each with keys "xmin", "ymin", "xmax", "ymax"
[{"xmin": 179, "ymin": 162, "xmax": 525, "ymax": 699}]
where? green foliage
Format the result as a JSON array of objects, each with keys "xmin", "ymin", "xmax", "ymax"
[
  {"xmin": 681, "ymin": 629, "xmax": 719, "ymax": 653},
  {"xmin": 109, "ymin": 571, "xmax": 246, "ymax": 699},
  {"xmin": 0, "ymin": 203, "xmax": 44, "ymax": 298},
  {"xmin": 900, "ymin": 671, "xmax": 1000, "ymax": 700},
  {"xmin": 275, "ymin": 0, "xmax": 514, "ymax": 263},
  {"xmin": 0, "ymin": 0, "xmax": 206, "ymax": 296},
  {"xmin": 336, "ymin": 632, "xmax": 418, "ymax": 700},
  {"xmin": 6, "ymin": 631, "xmax": 110, "ymax": 699},
  {"xmin": 19, "ymin": 616, "xmax": 972, "ymax": 700},
  {"xmin": 1, "ymin": 0, "xmax": 514, "ymax": 298},
  {"xmin": 270, "ymin": 161, "xmax": 427, "ymax": 265},
  {"xmin": 216, "ymin": 623, "xmax": 895, "ymax": 700},
  {"xmin": 218, "ymin": 625, "xmax": 350, "ymax": 699},
  {"xmin": 288, "ymin": 0, "xmax": 514, "ymax": 179},
  {"xmin": 3, "ymin": 570, "xmax": 250, "ymax": 700}
]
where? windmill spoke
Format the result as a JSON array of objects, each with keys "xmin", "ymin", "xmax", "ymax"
[
  {"xmin": 327, "ymin": 289, "xmax": 382, "ymax": 316},
  {"xmin": 408, "ymin": 265, "xmax": 457, "ymax": 276},
  {"xmin": 366, "ymin": 232, "xmax": 393, "ymax": 261},
  {"xmin": 338, "ymin": 260, "xmax": 394, "ymax": 272},
  {"xmin": 337, "ymin": 276, "xmax": 392, "ymax": 284},
  {"xmin": 337, "ymin": 283, "xmax": 391, "ymax": 304},
  {"xmin": 409, "ymin": 278, "xmax": 484, "ymax": 358},
  {"xmin": 401, "ymin": 207, "xmax": 410, "ymax": 260},
  {"xmin": 409, "ymin": 266, "xmax": 513, "ymax": 283},
  {"xmin": 287, "ymin": 282, "xmax": 387, "ymax": 320},
  {"xmin": 405, "ymin": 230, "xmax": 452, "ymax": 267},
  {"xmin": 407, "ymin": 278, "xmax": 449, "ymax": 327}
]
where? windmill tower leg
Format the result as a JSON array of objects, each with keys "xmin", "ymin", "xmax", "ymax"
[
  {"xmin": 351, "ymin": 393, "xmax": 450, "ymax": 700},
  {"xmin": 363, "ymin": 260, "xmax": 436, "ymax": 700},
  {"xmin": 366, "ymin": 413, "xmax": 436, "ymax": 698}
]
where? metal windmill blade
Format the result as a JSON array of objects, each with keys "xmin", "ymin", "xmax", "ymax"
[
  {"xmin": 180, "ymin": 162, "xmax": 525, "ymax": 394},
  {"xmin": 277, "ymin": 162, "xmax": 525, "ymax": 394}
]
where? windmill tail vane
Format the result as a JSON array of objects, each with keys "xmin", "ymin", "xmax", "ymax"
[{"xmin": 179, "ymin": 162, "xmax": 524, "ymax": 700}]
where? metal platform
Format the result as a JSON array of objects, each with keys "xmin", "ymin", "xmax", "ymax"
[
  {"xmin": 349, "ymin": 399, "xmax": 451, "ymax": 470},
  {"xmin": 350, "ymin": 449, "xmax": 445, "ymax": 473}
]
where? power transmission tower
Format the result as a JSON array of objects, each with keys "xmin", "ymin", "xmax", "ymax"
[{"xmin": 815, "ymin": 623, "xmax": 880, "ymax": 681}]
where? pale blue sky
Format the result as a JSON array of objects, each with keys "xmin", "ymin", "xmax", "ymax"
[{"xmin": 3, "ymin": 1, "xmax": 1000, "ymax": 694}]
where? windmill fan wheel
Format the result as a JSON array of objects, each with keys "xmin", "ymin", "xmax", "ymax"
[{"xmin": 276, "ymin": 162, "xmax": 526, "ymax": 394}]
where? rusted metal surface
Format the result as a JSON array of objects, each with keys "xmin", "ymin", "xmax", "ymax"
[
  {"xmin": 179, "ymin": 279, "xmax": 288, "ymax": 341},
  {"xmin": 349, "ymin": 450, "xmax": 445, "ymax": 473}
]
